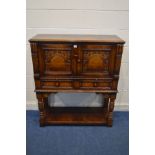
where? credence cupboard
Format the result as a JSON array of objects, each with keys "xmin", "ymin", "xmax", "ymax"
[{"xmin": 29, "ymin": 34, "xmax": 125, "ymax": 127}]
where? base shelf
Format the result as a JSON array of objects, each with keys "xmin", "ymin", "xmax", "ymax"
[{"xmin": 43, "ymin": 107, "xmax": 109, "ymax": 125}]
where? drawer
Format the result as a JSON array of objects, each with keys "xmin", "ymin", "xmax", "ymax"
[
  {"xmin": 80, "ymin": 79, "xmax": 112, "ymax": 90},
  {"xmin": 41, "ymin": 80, "xmax": 73, "ymax": 89},
  {"xmin": 41, "ymin": 79, "xmax": 112, "ymax": 90}
]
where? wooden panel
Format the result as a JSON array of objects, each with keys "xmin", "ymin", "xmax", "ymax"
[
  {"xmin": 27, "ymin": 10, "xmax": 128, "ymax": 29},
  {"xmin": 27, "ymin": 0, "xmax": 128, "ymax": 10},
  {"xmin": 26, "ymin": 29, "xmax": 128, "ymax": 46},
  {"xmin": 80, "ymin": 79, "xmax": 112, "ymax": 90},
  {"xmin": 41, "ymin": 80, "xmax": 73, "ymax": 89},
  {"xmin": 114, "ymin": 44, "xmax": 123, "ymax": 75},
  {"xmin": 30, "ymin": 42, "xmax": 39, "ymax": 75},
  {"xmin": 79, "ymin": 44, "xmax": 116, "ymax": 77},
  {"xmin": 38, "ymin": 43, "xmax": 74, "ymax": 76},
  {"xmin": 35, "ymin": 89, "xmax": 117, "ymax": 93},
  {"xmin": 41, "ymin": 79, "xmax": 113, "ymax": 90},
  {"xmin": 29, "ymin": 34, "xmax": 125, "ymax": 43},
  {"xmin": 45, "ymin": 107, "xmax": 108, "ymax": 125}
]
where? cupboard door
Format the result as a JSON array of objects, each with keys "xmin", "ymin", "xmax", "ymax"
[
  {"xmin": 38, "ymin": 43, "xmax": 74, "ymax": 77},
  {"xmin": 79, "ymin": 44, "xmax": 116, "ymax": 77}
]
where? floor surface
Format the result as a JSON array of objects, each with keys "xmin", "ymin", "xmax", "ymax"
[{"xmin": 26, "ymin": 111, "xmax": 129, "ymax": 155}]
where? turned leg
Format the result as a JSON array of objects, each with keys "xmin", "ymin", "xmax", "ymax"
[
  {"xmin": 103, "ymin": 94, "xmax": 109, "ymax": 109},
  {"xmin": 36, "ymin": 93, "xmax": 49, "ymax": 127},
  {"xmin": 107, "ymin": 94, "xmax": 116, "ymax": 127}
]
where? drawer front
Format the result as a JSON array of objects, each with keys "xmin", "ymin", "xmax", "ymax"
[
  {"xmin": 41, "ymin": 80, "xmax": 73, "ymax": 89},
  {"xmin": 38, "ymin": 43, "xmax": 74, "ymax": 77},
  {"xmin": 40, "ymin": 79, "xmax": 112, "ymax": 90},
  {"xmin": 80, "ymin": 79, "xmax": 112, "ymax": 90},
  {"xmin": 79, "ymin": 44, "xmax": 115, "ymax": 77}
]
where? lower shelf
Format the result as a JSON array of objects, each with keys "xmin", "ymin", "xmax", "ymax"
[{"xmin": 44, "ymin": 107, "xmax": 108, "ymax": 125}]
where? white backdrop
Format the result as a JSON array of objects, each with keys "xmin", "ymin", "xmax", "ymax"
[{"xmin": 26, "ymin": 0, "xmax": 129, "ymax": 110}]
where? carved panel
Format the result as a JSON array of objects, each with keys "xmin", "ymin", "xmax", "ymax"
[
  {"xmin": 45, "ymin": 50, "xmax": 71, "ymax": 72},
  {"xmin": 38, "ymin": 43, "xmax": 73, "ymax": 75},
  {"xmin": 83, "ymin": 51, "xmax": 110, "ymax": 73}
]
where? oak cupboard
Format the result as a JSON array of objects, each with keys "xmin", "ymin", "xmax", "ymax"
[{"xmin": 29, "ymin": 34, "xmax": 125, "ymax": 127}]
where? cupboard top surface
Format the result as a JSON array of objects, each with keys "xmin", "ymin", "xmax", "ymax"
[{"xmin": 29, "ymin": 34, "xmax": 125, "ymax": 44}]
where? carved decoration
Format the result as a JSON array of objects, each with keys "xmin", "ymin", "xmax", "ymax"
[
  {"xmin": 83, "ymin": 51, "xmax": 110, "ymax": 72},
  {"xmin": 44, "ymin": 50, "xmax": 71, "ymax": 72},
  {"xmin": 107, "ymin": 94, "xmax": 116, "ymax": 126},
  {"xmin": 36, "ymin": 94, "xmax": 46, "ymax": 126},
  {"xmin": 114, "ymin": 44, "xmax": 123, "ymax": 74},
  {"xmin": 103, "ymin": 94, "xmax": 110, "ymax": 109},
  {"xmin": 30, "ymin": 43, "xmax": 39, "ymax": 74}
]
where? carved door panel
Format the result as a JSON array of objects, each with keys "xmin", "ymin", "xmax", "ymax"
[
  {"xmin": 78, "ymin": 44, "xmax": 116, "ymax": 77},
  {"xmin": 38, "ymin": 43, "xmax": 74, "ymax": 77}
]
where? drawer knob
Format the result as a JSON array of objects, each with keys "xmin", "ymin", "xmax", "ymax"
[{"xmin": 73, "ymin": 45, "xmax": 77, "ymax": 48}]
